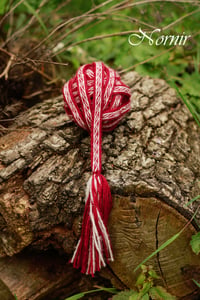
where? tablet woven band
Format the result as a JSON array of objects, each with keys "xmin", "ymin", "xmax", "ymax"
[{"xmin": 63, "ymin": 61, "xmax": 131, "ymax": 276}]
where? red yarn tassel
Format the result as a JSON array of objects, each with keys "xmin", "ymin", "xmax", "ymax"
[{"xmin": 70, "ymin": 173, "xmax": 113, "ymax": 276}]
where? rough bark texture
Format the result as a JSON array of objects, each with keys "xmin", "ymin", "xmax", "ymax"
[{"xmin": 0, "ymin": 72, "xmax": 199, "ymax": 299}]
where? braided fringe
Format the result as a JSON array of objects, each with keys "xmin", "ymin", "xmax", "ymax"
[{"xmin": 70, "ymin": 174, "xmax": 113, "ymax": 276}]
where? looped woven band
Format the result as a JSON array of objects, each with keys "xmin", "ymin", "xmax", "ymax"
[{"xmin": 63, "ymin": 61, "xmax": 131, "ymax": 276}]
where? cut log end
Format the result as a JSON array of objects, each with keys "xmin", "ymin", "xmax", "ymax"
[{"xmin": 107, "ymin": 195, "xmax": 200, "ymax": 298}]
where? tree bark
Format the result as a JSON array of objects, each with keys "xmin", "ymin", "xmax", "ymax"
[{"xmin": 0, "ymin": 71, "xmax": 199, "ymax": 299}]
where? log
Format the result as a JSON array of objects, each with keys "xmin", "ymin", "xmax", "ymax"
[
  {"xmin": 0, "ymin": 250, "xmax": 81, "ymax": 300},
  {"xmin": 0, "ymin": 71, "xmax": 199, "ymax": 299}
]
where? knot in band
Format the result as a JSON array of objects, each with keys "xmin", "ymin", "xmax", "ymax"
[{"xmin": 63, "ymin": 61, "xmax": 131, "ymax": 133}]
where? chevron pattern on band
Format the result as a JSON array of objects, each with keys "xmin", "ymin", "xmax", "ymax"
[{"xmin": 63, "ymin": 61, "xmax": 131, "ymax": 276}]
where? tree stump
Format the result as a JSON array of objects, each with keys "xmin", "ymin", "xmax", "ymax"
[{"xmin": 0, "ymin": 71, "xmax": 199, "ymax": 299}]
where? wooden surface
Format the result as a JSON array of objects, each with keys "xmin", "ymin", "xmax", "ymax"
[
  {"xmin": 108, "ymin": 196, "xmax": 199, "ymax": 298},
  {"xmin": 0, "ymin": 250, "xmax": 82, "ymax": 300},
  {"xmin": 0, "ymin": 71, "xmax": 199, "ymax": 299}
]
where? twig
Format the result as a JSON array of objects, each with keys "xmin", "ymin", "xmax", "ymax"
[
  {"xmin": 50, "ymin": 12, "xmax": 156, "ymax": 53},
  {"xmin": 105, "ymin": 0, "xmax": 132, "ymax": 12},
  {"xmin": 0, "ymin": 47, "xmax": 13, "ymax": 56},
  {"xmin": 23, "ymin": 61, "xmax": 54, "ymax": 81},
  {"xmin": 24, "ymin": 15, "xmax": 88, "ymax": 57},
  {"xmin": 0, "ymin": 0, "xmax": 25, "ymax": 27},
  {"xmin": 46, "ymin": 0, "xmax": 199, "ymax": 58},
  {"xmin": 119, "ymin": 46, "xmax": 175, "ymax": 74},
  {"xmin": 109, "ymin": 0, "xmax": 200, "ymax": 13},
  {"xmin": 53, "ymin": 0, "xmax": 72, "ymax": 13},
  {"xmin": 24, "ymin": 58, "xmax": 69, "ymax": 66},
  {"xmin": 51, "ymin": 30, "xmax": 142, "ymax": 57},
  {"xmin": 1, "ymin": 0, "xmax": 48, "ymax": 48},
  {"xmin": 0, "ymin": 46, "xmax": 68, "ymax": 69},
  {"xmin": 192, "ymin": 30, "xmax": 200, "ymax": 38},
  {"xmin": 51, "ymin": 18, "xmax": 106, "ymax": 52},
  {"xmin": 0, "ymin": 54, "xmax": 15, "ymax": 80},
  {"xmin": 0, "ymin": 118, "xmax": 17, "ymax": 122},
  {"xmin": 119, "ymin": 19, "xmax": 199, "ymax": 75},
  {"xmin": 22, "ymin": 88, "xmax": 52, "ymax": 99},
  {"xmin": 162, "ymin": 8, "xmax": 200, "ymax": 31},
  {"xmin": 0, "ymin": 46, "xmax": 54, "ymax": 81},
  {"xmin": 50, "ymin": 16, "xmax": 96, "ymax": 49},
  {"xmin": 24, "ymin": 0, "xmax": 115, "ymax": 57},
  {"xmin": 110, "ymin": 13, "xmax": 157, "ymax": 29},
  {"xmin": 23, "ymin": 0, "xmax": 141, "ymax": 58}
]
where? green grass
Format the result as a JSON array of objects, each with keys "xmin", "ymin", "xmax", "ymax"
[
  {"xmin": 193, "ymin": 279, "xmax": 200, "ymax": 288},
  {"xmin": 64, "ymin": 287, "xmax": 118, "ymax": 300},
  {"xmin": 23, "ymin": 1, "xmax": 48, "ymax": 34}
]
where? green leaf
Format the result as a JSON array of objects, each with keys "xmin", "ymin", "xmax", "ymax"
[
  {"xmin": 98, "ymin": 287, "xmax": 118, "ymax": 294},
  {"xmin": 129, "ymin": 292, "xmax": 141, "ymax": 300},
  {"xmin": 130, "ymin": 290, "xmax": 150, "ymax": 300},
  {"xmin": 190, "ymin": 96, "xmax": 200, "ymax": 115},
  {"xmin": 140, "ymin": 282, "xmax": 152, "ymax": 296},
  {"xmin": 64, "ymin": 292, "xmax": 85, "ymax": 300},
  {"xmin": 0, "ymin": 0, "xmax": 8, "ymax": 14},
  {"xmin": 192, "ymin": 279, "xmax": 200, "ymax": 288},
  {"xmin": 23, "ymin": 1, "xmax": 48, "ymax": 35},
  {"xmin": 149, "ymin": 286, "xmax": 177, "ymax": 300},
  {"xmin": 148, "ymin": 270, "xmax": 160, "ymax": 279},
  {"xmin": 169, "ymin": 82, "xmax": 200, "ymax": 128},
  {"xmin": 129, "ymin": 293, "xmax": 149, "ymax": 300},
  {"xmin": 181, "ymin": 72, "xmax": 200, "ymax": 98},
  {"xmin": 141, "ymin": 265, "xmax": 148, "ymax": 273},
  {"xmin": 190, "ymin": 232, "xmax": 200, "ymax": 255},
  {"xmin": 141, "ymin": 294, "xmax": 149, "ymax": 300},
  {"xmin": 136, "ymin": 273, "xmax": 146, "ymax": 287},
  {"xmin": 112, "ymin": 290, "xmax": 137, "ymax": 300},
  {"xmin": 64, "ymin": 287, "xmax": 117, "ymax": 300},
  {"xmin": 185, "ymin": 195, "xmax": 200, "ymax": 207}
]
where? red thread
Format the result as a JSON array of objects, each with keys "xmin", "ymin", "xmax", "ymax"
[{"xmin": 63, "ymin": 62, "xmax": 131, "ymax": 276}]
